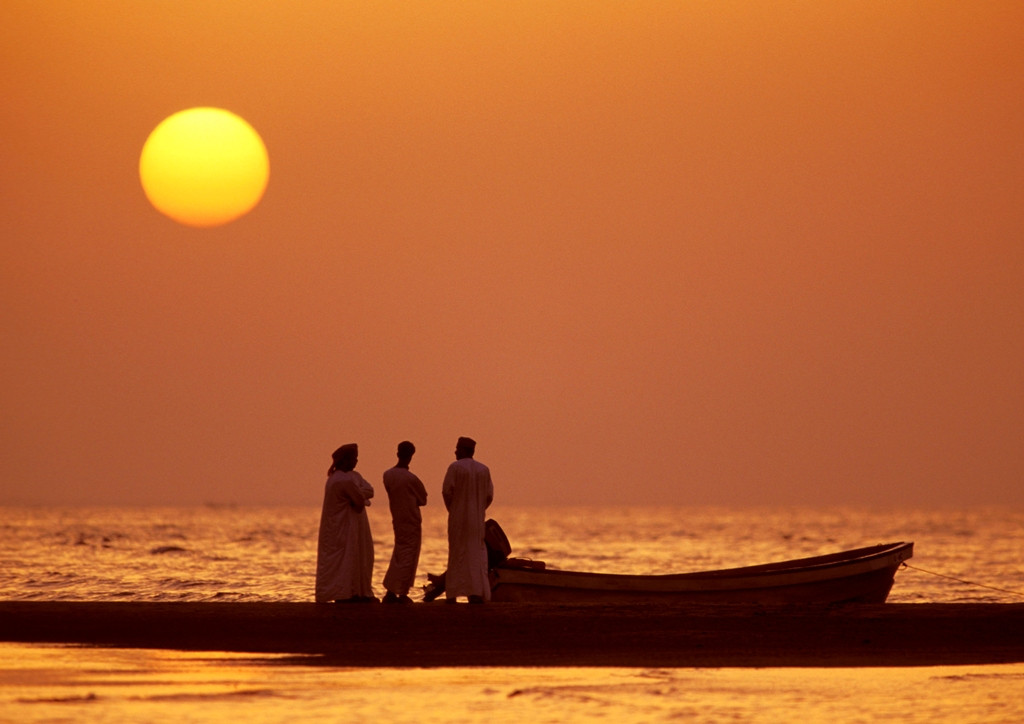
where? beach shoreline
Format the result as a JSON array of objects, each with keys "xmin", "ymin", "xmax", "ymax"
[{"xmin": 2, "ymin": 601, "xmax": 1022, "ymax": 668}]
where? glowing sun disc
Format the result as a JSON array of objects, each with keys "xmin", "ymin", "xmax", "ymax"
[{"xmin": 140, "ymin": 107, "xmax": 269, "ymax": 227}]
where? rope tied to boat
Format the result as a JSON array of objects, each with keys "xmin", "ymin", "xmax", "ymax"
[{"xmin": 902, "ymin": 562, "xmax": 1024, "ymax": 599}]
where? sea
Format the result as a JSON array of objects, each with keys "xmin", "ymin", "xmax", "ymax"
[{"xmin": 1, "ymin": 505, "xmax": 1023, "ymax": 723}]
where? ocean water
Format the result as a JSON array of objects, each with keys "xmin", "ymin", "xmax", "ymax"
[
  {"xmin": 2, "ymin": 505, "xmax": 1022, "ymax": 604},
  {"xmin": 2, "ymin": 505, "xmax": 1023, "ymax": 723}
]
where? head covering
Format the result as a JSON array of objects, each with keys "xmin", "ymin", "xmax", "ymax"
[
  {"xmin": 397, "ymin": 440, "xmax": 415, "ymax": 457},
  {"xmin": 456, "ymin": 436, "xmax": 476, "ymax": 454},
  {"xmin": 332, "ymin": 443, "xmax": 358, "ymax": 465}
]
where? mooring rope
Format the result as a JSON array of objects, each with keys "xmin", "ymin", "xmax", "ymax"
[{"xmin": 902, "ymin": 562, "xmax": 1024, "ymax": 599}]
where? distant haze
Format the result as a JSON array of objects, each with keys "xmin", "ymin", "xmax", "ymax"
[{"xmin": 2, "ymin": 2, "xmax": 1022, "ymax": 508}]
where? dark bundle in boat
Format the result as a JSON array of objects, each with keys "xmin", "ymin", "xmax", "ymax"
[{"xmin": 422, "ymin": 519, "xmax": 539, "ymax": 601}]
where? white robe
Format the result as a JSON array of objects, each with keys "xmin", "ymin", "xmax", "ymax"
[
  {"xmin": 382, "ymin": 466, "xmax": 428, "ymax": 596},
  {"xmin": 315, "ymin": 469, "xmax": 374, "ymax": 602},
  {"xmin": 442, "ymin": 457, "xmax": 493, "ymax": 600}
]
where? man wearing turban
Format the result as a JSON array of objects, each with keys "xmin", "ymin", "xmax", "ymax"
[{"xmin": 315, "ymin": 444, "xmax": 376, "ymax": 602}]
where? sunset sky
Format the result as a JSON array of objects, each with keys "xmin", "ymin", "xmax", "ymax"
[{"xmin": 3, "ymin": 2, "xmax": 1021, "ymax": 508}]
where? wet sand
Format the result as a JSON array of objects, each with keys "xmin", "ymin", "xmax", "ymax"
[{"xmin": 2, "ymin": 601, "xmax": 1022, "ymax": 667}]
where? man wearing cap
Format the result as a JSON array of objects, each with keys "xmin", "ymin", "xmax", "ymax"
[
  {"xmin": 382, "ymin": 441, "xmax": 428, "ymax": 604},
  {"xmin": 442, "ymin": 436, "xmax": 494, "ymax": 603},
  {"xmin": 315, "ymin": 443, "xmax": 377, "ymax": 603}
]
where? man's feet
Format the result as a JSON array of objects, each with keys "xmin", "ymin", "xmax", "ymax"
[
  {"xmin": 383, "ymin": 592, "xmax": 414, "ymax": 604},
  {"xmin": 335, "ymin": 595, "xmax": 379, "ymax": 603}
]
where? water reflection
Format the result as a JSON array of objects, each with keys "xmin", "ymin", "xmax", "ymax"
[{"xmin": 3, "ymin": 643, "xmax": 1023, "ymax": 724}]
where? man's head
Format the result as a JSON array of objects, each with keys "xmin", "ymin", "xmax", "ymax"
[
  {"xmin": 332, "ymin": 443, "xmax": 358, "ymax": 472},
  {"xmin": 455, "ymin": 436, "xmax": 476, "ymax": 459},
  {"xmin": 397, "ymin": 440, "xmax": 415, "ymax": 463}
]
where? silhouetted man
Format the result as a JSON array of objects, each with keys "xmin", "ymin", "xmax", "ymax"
[
  {"xmin": 442, "ymin": 436, "xmax": 493, "ymax": 603},
  {"xmin": 315, "ymin": 443, "xmax": 376, "ymax": 603},
  {"xmin": 382, "ymin": 441, "xmax": 428, "ymax": 604}
]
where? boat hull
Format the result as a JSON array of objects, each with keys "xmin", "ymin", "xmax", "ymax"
[{"xmin": 490, "ymin": 542, "xmax": 913, "ymax": 605}]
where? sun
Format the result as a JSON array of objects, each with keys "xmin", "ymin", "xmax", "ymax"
[{"xmin": 139, "ymin": 107, "xmax": 269, "ymax": 228}]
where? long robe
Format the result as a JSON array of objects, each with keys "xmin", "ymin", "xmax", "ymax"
[
  {"xmin": 381, "ymin": 466, "xmax": 428, "ymax": 596},
  {"xmin": 315, "ymin": 469, "xmax": 374, "ymax": 602},
  {"xmin": 442, "ymin": 457, "xmax": 493, "ymax": 600}
]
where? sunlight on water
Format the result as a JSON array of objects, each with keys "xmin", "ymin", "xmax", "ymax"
[
  {"xmin": 3, "ymin": 644, "xmax": 1023, "ymax": 724},
  {"xmin": 2, "ymin": 505, "xmax": 1021, "ymax": 603}
]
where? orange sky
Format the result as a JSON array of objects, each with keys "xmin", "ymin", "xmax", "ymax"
[{"xmin": 3, "ymin": 2, "xmax": 1022, "ymax": 507}]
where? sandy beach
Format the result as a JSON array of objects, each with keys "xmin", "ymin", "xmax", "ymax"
[{"xmin": 2, "ymin": 601, "xmax": 1022, "ymax": 667}]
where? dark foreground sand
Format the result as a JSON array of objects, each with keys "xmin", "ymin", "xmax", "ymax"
[{"xmin": 2, "ymin": 601, "xmax": 1022, "ymax": 667}]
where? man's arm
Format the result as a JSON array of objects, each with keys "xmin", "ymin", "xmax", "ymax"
[
  {"xmin": 341, "ymin": 479, "xmax": 366, "ymax": 512},
  {"xmin": 442, "ymin": 466, "xmax": 454, "ymax": 511},
  {"xmin": 412, "ymin": 474, "xmax": 428, "ymax": 506}
]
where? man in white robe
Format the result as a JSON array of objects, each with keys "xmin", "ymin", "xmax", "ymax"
[
  {"xmin": 315, "ymin": 444, "xmax": 376, "ymax": 603},
  {"xmin": 442, "ymin": 436, "xmax": 493, "ymax": 603},
  {"xmin": 382, "ymin": 441, "xmax": 428, "ymax": 603}
]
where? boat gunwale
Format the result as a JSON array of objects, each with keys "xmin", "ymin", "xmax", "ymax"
[{"xmin": 491, "ymin": 541, "xmax": 913, "ymax": 593}]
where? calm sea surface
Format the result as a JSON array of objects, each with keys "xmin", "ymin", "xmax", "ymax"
[{"xmin": 2, "ymin": 505, "xmax": 1023, "ymax": 722}]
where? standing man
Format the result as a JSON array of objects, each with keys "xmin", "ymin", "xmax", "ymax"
[
  {"xmin": 442, "ymin": 436, "xmax": 493, "ymax": 603},
  {"xmin": 382, "ymin": 440, "xmax": 428, "ymax": 604},
  {"xmin": 315, "ymin": 443, "xmax": 377, "ymax": 603}
]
